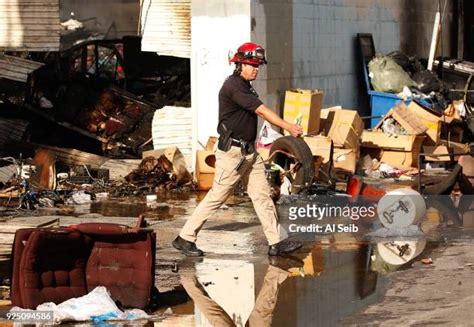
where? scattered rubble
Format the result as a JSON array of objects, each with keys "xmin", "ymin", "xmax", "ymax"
[
  {"xmin": 0, "ymin": 31, "xmax": 472, "ymax": 220},
  {"xmin": 0, "ymin": 145, "xmax": 192, "ymax": 216}
]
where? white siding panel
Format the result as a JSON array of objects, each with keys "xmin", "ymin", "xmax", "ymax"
[
  {"xmin": 140, "ymin": 0, "xmax": 190, "ymax": 58},
  {"xmin": 152, "ymin": 106, "xmax": 192, "ymax": 171},
  {"xmin": 0, "ymin": 55, "xmax": 43, "ymax": 82},
  {"xmin": 0, "ymin": 0, "xmax": 60, "ymax": 51}
]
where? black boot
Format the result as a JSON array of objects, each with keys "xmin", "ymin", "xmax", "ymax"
[
  {"xmin": 268, "ymin": 239, "xmax": 303, "ymax": 256},
  {"xmin": 172, "ymin": 236, "xmax": 204, "ymax": 257}
]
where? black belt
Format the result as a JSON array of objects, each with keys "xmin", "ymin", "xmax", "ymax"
[
  {"xmin": 231, "ymin": 139, "xmax": 255, "ymax": 155},
  {"xmin": 231, "ymin": 140, "xmax": 242, "ymax": 147}
]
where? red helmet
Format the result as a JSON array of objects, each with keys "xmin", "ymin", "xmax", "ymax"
[{"xmin": 230, "ymin": 42, "xmax": 267, "ymax": 66}]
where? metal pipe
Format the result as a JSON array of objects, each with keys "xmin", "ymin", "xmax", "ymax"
[{"xmin": 428, "ymin": 11, "xmax": 441, "ymax": 71}]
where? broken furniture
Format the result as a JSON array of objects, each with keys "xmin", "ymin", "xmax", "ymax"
[
  {"xmin": 11, "ymin": 216, "xmax": 155, "ymax": 309},
  {"xmin": 0, "ymin": 217, "xmax": 59, "ymax": 263}
]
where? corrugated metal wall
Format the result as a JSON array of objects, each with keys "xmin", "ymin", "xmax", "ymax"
[
  {"xmin": 0, "ymin": 0, "xmax": 60, "ymax": 51},
  {"xmin": 152, "ymin": 106, "xmax": 192, "ymax": 170},
  {"xmin": 0, "ymin": 55, "xmax": 43, "ymax": 82},
  {"xmin": 140, "ymin": 0, "xmax": 190, "ymax": 58}
]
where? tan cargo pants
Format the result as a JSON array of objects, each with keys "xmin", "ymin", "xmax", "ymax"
[{"xmin": 180, "ymin": 146, "xmax": 288, "ymax": 246}]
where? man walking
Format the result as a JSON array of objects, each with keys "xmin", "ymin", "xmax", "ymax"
[{"xmin": 173, "ymin": 42, "xmax": 303, "ymax": 257}]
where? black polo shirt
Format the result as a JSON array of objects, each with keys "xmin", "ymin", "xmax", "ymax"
[{"xmin": 217, "ymin": 75, "xmax": 263, "ymax": 142}]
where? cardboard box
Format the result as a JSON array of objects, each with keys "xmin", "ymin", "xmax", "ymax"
[
  {"xmin": 320, "ymin": 109, "xmax": 364, "ymax": 149},
  {"xmin": 380, "ymin": 150, "xmax": 418, "ymax": 168},
  {"xmin": 361, "ymin": 131, "xmax": 425, "ymax": 152},
  {"xmin": 391, "ymin": 103, "xmax": 428, "ymax": 135},
  {"xmin": 143, "ymin": 147, "xmax": 191, "ymax": 184},
  {"xmin": 303, "ymin": 136, "xmax": 333, "ymax": 163},
  {"xmin": 321, "ymin": 106, "xmax": 342, "ymax": 115},
  {"xmin": 333, "ymin": 148, "xmax": 357, "ymax": 174},
  {"xmin": 283, "ymin": 89, "xmax": 323, "ymax": 136},
  {"xmin": 439, "ymin": 140, "xmax": 469, "ymax": 160},
  {"xmin": 407, "ymin": 101, "xmax": 442, "ymax": 145},
  {"xmin": 303, "ymin": 136, "xmax": 333, "ymax": 180},
  {"xmin": 195, "ymin": 150, "xmax": 216, "ymax": 191},
  {"xmin": 407, "ymin": 101, "xmax": 442, "ymax": 121},
  {"xmin": 422, "ymin": 139, "xmax": 468, "ymax": 162},
  {"xmin": 440, "ymin": 140, "xmax": 469, "ymax": 154},
  {"xmin": 423, "ymin": 145, "xmax": 452, "ymax": 161}
]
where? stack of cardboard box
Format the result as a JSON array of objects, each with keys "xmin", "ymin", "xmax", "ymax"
[
  {"xmin": 361, "ymin": 101, "xmax": 469, "ymax": 169},
  {"xmin": 320, "ymin": 107, "xmax": 364, "ymax": 176},
  {"xmin": 194, "ymin": 90, "xmax": 470, "ymax": 191},
  {"xmin": 283, "ymin": 89, "xmax": 330, "ymax": 180},
  {"xmin": 361, "ymin": 103, "xmax": 427, "ymax": 169},
  {"xmin": 282, "ymin": 90, "xmax": 364, "ymax": 179}
]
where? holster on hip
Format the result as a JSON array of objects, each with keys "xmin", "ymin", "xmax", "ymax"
[{"xmin": 217, "ymin": 124, "xmax": 233, "ymax": 152}]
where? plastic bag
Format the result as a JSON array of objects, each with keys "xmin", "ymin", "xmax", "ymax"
[
  {"xmin": 70, "ymin": 190, "xmax": 92, "ymax": 204},
  {"xmin": 23, "ymin": 286, "xmax": 150, "ymax": 323},
  {"xmin": 36, "ymin": 286, "xmax": 122, "ymax": 322},
  {"xmin": 386, "ymin": 51, "xmax": 410, "ymax": 71},
  {"xmin": 397, "ymin": 86, "xmax": 413, "ymax": 100},
  {"xmin": 380, "ymin": 118, "xmax": 407, "ymax": 135},
  {"xmin": 368, "ymin": 55, "xmax": 417, "ymax": 93},
  {"xmin": 280, "ymin": 176, "xmax": 292, "ymax": 196},
  {"xmin": 412, "ymin": 70, "xmax": 442, "ymax": 93},
  {"xmin": 257, "ymin": 121, "xmax": 283, "ymax": 147}
]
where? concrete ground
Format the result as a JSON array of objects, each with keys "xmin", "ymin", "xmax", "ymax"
[{"xmin": 343, "ymin": 241, "xmax": 474, "ymax": 326}]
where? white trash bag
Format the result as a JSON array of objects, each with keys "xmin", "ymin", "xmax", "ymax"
[
  {"xmin": 257, "ymin": 121, "xmax": 283, "ymax": 147},
  {"xmin": 11, "ymin": 286, "xmax": 149, "ymax": 323}
]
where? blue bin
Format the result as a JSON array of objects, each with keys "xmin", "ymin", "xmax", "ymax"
[
  {"xmin": 368, "ymin": 90, "xmax": 404, "ymax": 128},
  {"xmin": 357, "ymin": 34, "xmax": 413, "ymax": 128}
]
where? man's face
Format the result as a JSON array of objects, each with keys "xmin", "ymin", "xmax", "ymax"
[{"xmin": 240, "ymin": 63, "xmax": 260, "ymax": 81}]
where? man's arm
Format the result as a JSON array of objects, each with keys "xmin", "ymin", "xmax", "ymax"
[{"xmin": 255, "ymin": 104, "xmax": 303, "ymax": 137}]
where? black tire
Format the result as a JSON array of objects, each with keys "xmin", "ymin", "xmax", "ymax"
[{"xmin": 269, "ymin": 136, "xmax": 314, "ymax": 193}]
